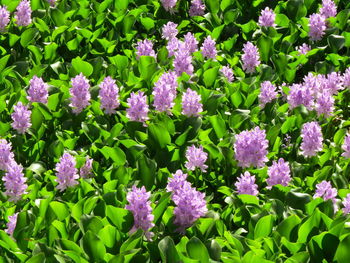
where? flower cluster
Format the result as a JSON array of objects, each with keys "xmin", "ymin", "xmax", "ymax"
[
  {"xmin": 266, "ymin": 158, "xmax": 291, "ymax": 188},
  {"xmin": 342, "ymin": 133, "xmax": 350, "ymax": 159},
  {"xmin": 162, "ymin": 22, "xmax": 178, "ymax": 40},
  {"xmin": 55, "ymin": 153, "xmax": 79, "ymax": 191},
  {"xmin": 189, "ymin": 0, "xmax": 205, "ymax": 17},
  {"xmin": 80, "ymin": 156, "xmax": 93, "ymax": 178},
  {"xmin": 27, "ymin": 76, "xmax": 49, "ymax": 104},
  {"xmin": 98, "ymin": 76, "xmax": 120, "ymax": 114},
  {"xmin": 14, "ymin": 0, "xmax": 32, "ymax": 26},
  {"xmin": 201, "ymin": 36, "xmax": 217, "ymax": 59},
  {"xmin": 126, "ymin": 91, "xmax": 149, "ymax": 124},
  {"xmin": 136, "ymin": 39, "xmax": 156, "ymax": 59},
  {"xmin": 287, "ymin": 84, "xmax": 314, "ymax": 110},
  {"xmin": 242, "ymin": 42, "xmax": 260, "ymax": 73},
  {"xmin": 174, "ymin": 42, "xmax": 194, "ymax": 76},
  {"xmin": 314, "ymin": 180, "xmax": 337, "ymax": 202},
  {"xmin": 152, "ymin": 71, "xmax": 178, "ymax": 113},
  {"xmin": 300, "ymin": 121, "xmax": 323, "ymax": 157},
  {"xmin": 258, "ymin": 7, "xmax": 275, "ymax": 27},
  {"xmin": 69, "ymin": 73, "xmax": 91, "ymax": 114},
  {"xmin": 296, "ymin": 43, "xmax": 311, "ymax": 55},
  {"xmin": 181, "ymin": 88, "xmax": 203, "ymax": 117},
  {"xmin": 220, "ymin": 65, "xmax": 234, "ymax": 83},
  {"xmin": 0, "ymin": 139, "xmax": 14, "ymax": 171},
  {"xmin": 161, "ymin": 0, "xmax": 177, "ymax": 13},
  {"xmin": 11, "ymin": 102, "xmax": 31, "ymax": 134},
  {"xmin": 167, "ymin": 170, "xmax": 207, "ymax": 233},
  {"xmin": 235, "ymin": 172, "xmax": 259, "ymax": 196},
  {"xmin": 308, "ymin": 13, "xmax": 326, "ymax": 41},
  {"xmin": 126, "ymin": 186, "xmax": 154, "ymax": 239},
  {"xmin": 234, "ymin": 127, "xmax": 268, "ymax": 168},
  {"xmin": 3, "ymin": 162, "xmax": 28, "ymax": 202},
  {"xmin": 185, "ymin": 145, "xmax": 208, "ymax": 172},
  {"xmin": 320, "ymin": 0, "xmax": 337, "ymax": 18},
  {"xmin": 0, "ymin": 5, "xmax": 10, "ymax": 31},
  {"xmin": 342, "ymin": 194, "xmax": 350, "ymax": 214},
  {"xmin": 5, "ymin": 213, "xmax": 18, "ymax": 237},
  {"xmin": 258, "ymin": 81, "xmax": 277, "ymax": 108}
]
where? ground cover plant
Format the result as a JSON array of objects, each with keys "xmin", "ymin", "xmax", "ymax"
[{"xmin": 1, "ymin": 0, "xmax": 350, "ymax": 262}]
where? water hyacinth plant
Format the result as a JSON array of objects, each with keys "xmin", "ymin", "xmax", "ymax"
[{"xmin": 1, "ymin": 0, "xmax": 350, "ymax": 262}]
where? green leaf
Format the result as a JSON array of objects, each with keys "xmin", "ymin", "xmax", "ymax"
[
  {"xmin": 99, "ymin": 225, "xmax": 117, "ymax": 248},
  {"xmin": 297, "ymin": 209, "xmax": 321, "ymax": 243},
  {"xmin": 100, "ymin": 146, "xmax": 126, "ymax": 166},
  {"xmin": 148, "ymin": 123, "xmax": 171, "ymax": 148},
  {"xmin": 186, "ymin": 237, "xmax": 210, "ymax": 263},
  {"xmin": 328, "ymin": 35, "xmax": 345, "ymax": 53},
  {"xmin": 137, "ymin": 155, "xmax": 156, "ymax": 190},
  {"xmin": 334, "ymin": 234, "xmax": 350, "ymax": 262},
  {"xmin": 208, "ymin": 115, "xmax": 226, "ymax": 139},
  {"xmin": 82, "ymin": 231, "xmax": 106, "ymax": 261},
  {"xmin": 153, "ymin": 192, "xmax": 171, "ymax": 225},
  {"xmin": 140, "ymin": 17, "xmax": 155, "ymax": 31},
  {"xmin": 257, "ymin": 36, "xmax": 273, "ymax": 63},
  {"xmin": 120, "ymin": 229, "xmax": 143, "ymax": 253},
  {"xmin": 254, "ymin": 215, "xmax": 274, "ymax": 239},
  {"xmin": 203, "ymin": 67, "xmax": 219, "ymax": 87},
  {"xmin": 206, "ymin": 0, "xmax": 220, "ymax": 14},
  {"xmin": 138, "ymin": 56, "xmax": 157, "ymax": 82},
  {"xmin": 286, "ymin": 0, "xmax": 307, "ymax": 21},
  {"xmin": 20, "ymin": 28, "xmax": 38, "ymax": 47},
  {"xmin": 49, "ymin": 201, "xmax": 69, "ymax": 221},
  {"xmin": 158, "ymin": 236, "xmax": 181, "ymax": 263},
  {"xmin": 26, "ymin": 253, "xmax": 45, "ymax": 263},
  {"xmin": 72, "ymin": 57, "xmax": 94, "ymax": 77},
  {"xmin": 206, "ymin": 240, "xmax": 222, "ymax": 261},
  {"xmin": 277, "ymin": 215, "xmax": 301, "ymax": 240},
  {"xmin": 0, "ymin": 55, "xmax": 11, "ymax": 74},
  {"xmin": 106, "ymin": 206, "xmax": 133, "ymax": 232}
]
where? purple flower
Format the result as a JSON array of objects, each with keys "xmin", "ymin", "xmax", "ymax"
[
  {"xmin": 27, "ymin": 76, "xmax": 49, "ymax": 104},
  {"xmin": 201, "ymin": 36, "xmax": 217, "ymax": 59},
  {"xmin": 300, "ymin": 121, "xmax": 323, "ymax": 157},
  {"xmin": 69, "ymin": 73, "xmax": 91, "ymax": 114},
  {"xmin": 314, "ymin": 180, "xmax": 337, "ymax": 202},
  {"xmin": 259, "ymin": 81, "xmax": 277, "ymax": 108},
  {"xmin": 0, "ymin": 139, "xmax": 14, "ymax": 171},
  {"xmin": 0, "ymin": 5, "xmax": 10, "ymax": 31},
  {"xmin": 181, "ymin": 88, "xmax": 203, "ymax": 117},
  {"xmin": 14, "ymin": 0, "xmax": 32, "ymax": 26},
  {"xmin": 80, "ymin": 156, "xmax": 93, "ymax": 178},
  {"xmin": 136, "ymin": 39, "xmax": 156, "ymax": 59},
  {"xmin": 166, "ymin": 37, "xmax": 180, "ymax": 57},
  {"xmin": 126, "ymin": 91, "xmax": 149, "ymax": 124},
  {"xmin": 5, "ymin": 213, "xmax": 18, "ymax": 237},
  {"xmin": 258, "ymin": 7, "xmax": 276, "ymax": 27},
  {"xmin": 184, "ymin": 32, "xmax": 198, "ymax": 53},
  {"xmin": 185, "ymin": 145, "xmax": 208, "ymax": 172},
  {"xmin": 98, "ymin": 76, "xmax": 120, "ymax": 114},
  {"xmin": 343, "ymin": 68, "xmax": 350, "ymax": 88},
  {"xmin": 296, "ymin": 43, "xmax": 311, "ymax": 55},
  {"xmin": 55, "ymin": 153, "xmax": 79, "ymax": 191},
  {"xmin": 342, "ymin": 193, "xmax": 350, "ymax": 214},
  {"xmin": 242, "ymin": 42, "xmax": 260, "ymax": 73},
  {"xmin": 323, "ymin": 72, "xmax": 343, "ymax": 95},
  {"xmin": 167, "ymin": 170, "xmax": 188, "ymax": 195},
  {"xmin": 161, "ymin": 0, "xmax": 177, "ymax": 13},
  {"xmin": 126, "ymin": 185, "xmax": 154, "ymax": 239},
  {"xmin": 220, "ymin": 65, "xmax": 234, "ymax": 83},
  {"xmin": 3, "ymin": 161, "xmax": 28, "ymax": 202},
  {"xmin": 162, "ymin": 22, "xmax": 178, "ymax": 40},
  {"xmin": 234, "ymin": 127, "xmax": 269, "ymax": 168},
  {"xmin": 173, "ymin": 43, "xmax": 194, "ymax": 76},
  {"xmin": 189, "ymin": 0, "xmax": 205, "ymax": 17},
  {"xmin": 320, "ymin": 0, "xmax": 337, "ymax": 18},
  {"xmin": 235, "ymin": 171, "xmax": 259, "ymax": 196},
  {"xmin": 342, "ymin": 133, "xmax": 350, "ymax": 159},
  {"xmin": 11, "ymin": 102, "xmax": 31, "ymax": 134},
  {"xmin": 308, "ymin": 13, "xmax": 326, "ymax": 41},
  {"xmin": 47, "ymin": 0, "xmax": 56, "ymax": 7},
  {"xmin": 303, "ymin": 73, "xmax": 321, "ymax": 97},
  {"xmin": 168, "ymin": 179, "xmax": 207, "ymax": 233},
  {"xmin": 152, "ymin": 71, "xmax": 177, "ymax": 114},
  {"xmin": 266, "ymin": 158, "xmax": 291, "ymax": 189},
  {"xmin": 287, "ymin": 84, "xmax": 314, "ymax": 110},
  {"xmin": 315, "ymin": 91, "xmax": 334, "ymax": 117}
]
